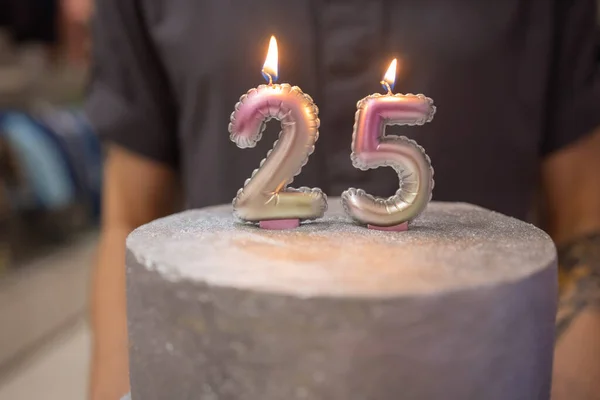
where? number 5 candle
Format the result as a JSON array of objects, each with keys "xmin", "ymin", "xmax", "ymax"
[
  {"xmin": 341, "ymin": 59, "xmax": 436, "ymax": 230},
  {"xmin": 229, "ymin": 37, "xmax": 327, "ymax": 229}
]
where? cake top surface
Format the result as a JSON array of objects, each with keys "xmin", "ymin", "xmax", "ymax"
[{"xmin": 127, "ymin": 200, "xmax": 556, "ymax": 298}]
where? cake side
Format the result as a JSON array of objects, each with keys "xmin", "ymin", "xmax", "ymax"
[{"xmin": 126, "ymin": 251, "xmax": 556, "ymax": 400}]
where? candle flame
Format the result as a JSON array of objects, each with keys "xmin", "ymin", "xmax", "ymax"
[
  {"xmin": 382, "ymin": 59, "xmax": 397, "ymax": 93},
  {"xmin": 262, "ymin": 36, "xmax": 278, "ymax": 84}
]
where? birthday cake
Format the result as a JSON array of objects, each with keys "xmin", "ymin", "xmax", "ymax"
[{"xmin": 125, "ymin": 200, "xmax": 557, "ymax": 400}]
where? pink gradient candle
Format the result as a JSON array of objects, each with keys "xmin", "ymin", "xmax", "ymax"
[
  {"xmin": 341, "ymin": 59, "xmax": 436, "ymax": 228},
  {"xmin": 229, "ymin": 37, "xmax": 327, "ymax": 225}
]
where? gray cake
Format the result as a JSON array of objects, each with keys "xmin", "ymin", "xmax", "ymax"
[{"xmin": 125, "ymin": 200, "xmax": 557, "ymax": 400}]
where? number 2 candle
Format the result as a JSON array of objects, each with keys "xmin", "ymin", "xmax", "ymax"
[
  {"xmin": 341, "ymin": 59, "xmax": 436, "ymax": 230},
  {"xmin": 229, "ymin": 36, "xmax": 327, "ymax": 228}
]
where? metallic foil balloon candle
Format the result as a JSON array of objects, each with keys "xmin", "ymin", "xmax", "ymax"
[
  {"xmin": 341, "ymin": 59, "xmax": 436, "ymax": 230},
  {"xmin": 229, "ymin": 36, "xmax": 327, "ymax": 229}
]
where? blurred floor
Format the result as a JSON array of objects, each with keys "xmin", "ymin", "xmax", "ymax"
[
  {"xmin": 0, "ymin": 320, "xmax": 90, "ymax": 400},
  {"xmin": 0, "ymin": 233, "xmax": 96, "ymax": 400}
]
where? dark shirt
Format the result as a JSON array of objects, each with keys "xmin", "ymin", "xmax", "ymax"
[{"xmin": 86, "ymin": 0, "xmax": 600, "ymax": 221}]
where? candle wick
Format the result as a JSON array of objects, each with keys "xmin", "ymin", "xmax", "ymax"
[
  {"xmin": 263, "ymin": 70, "xmax": 274, "ymax": 86},
  {"xmin": 381, "ymin": 81, "xmax": 393, "ymax": 95}
]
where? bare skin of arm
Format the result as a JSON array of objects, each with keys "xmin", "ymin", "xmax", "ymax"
[
  {"xmin": 542, "ymin": 128, "xmax": 600, "ymax": 400},
  {"xmin": 89, "ymin": 145, "xmax": 178, "ymax": 400}
]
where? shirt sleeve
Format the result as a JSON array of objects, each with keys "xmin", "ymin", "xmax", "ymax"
[
  {"xmin": 542, "ymin": 0, "xmax": 600, "ymax": 156},
  {"xmin": 84, "ymin": 0, "xmax": 178, "ymax": 166}
]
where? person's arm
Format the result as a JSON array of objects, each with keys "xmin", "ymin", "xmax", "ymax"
[
  {"xmin": 540, "ymin": 2, "xmax": 600, "ymax": 399},
  {"xmin": 543, "ymin": 129, "xmax": 600, "ymax": 244},
  {"xmin": 542, "ymin": 129, "xmax": 600, "ymax": 400},
  {"xmin": 90, "ymin": 146, "xmax": 178, "ymax": 400},
  {"xmin": 85, "ymin": 0, "xmax": 179, "ymax": 398}
]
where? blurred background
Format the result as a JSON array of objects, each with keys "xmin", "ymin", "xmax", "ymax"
[
  {"xmin": 0, "ymin": 2, "xmax": 598, "ymax": 400},
  {"xmin": 0, "ymin": 0, "xmax": 99, "ymax": 399}
]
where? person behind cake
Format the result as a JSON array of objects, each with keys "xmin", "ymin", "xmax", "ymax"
[{"xmin": 80, "ymin": 0, "xmax": 600, "ymax": 398}]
